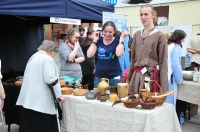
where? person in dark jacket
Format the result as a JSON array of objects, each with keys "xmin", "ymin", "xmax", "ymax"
[
  {"xmin": 79, "ymin": 27, "xmax": 85, "ymax": 44},
  {"xmin": 80, "ymin": 27, "xmax": 95, "ymax": 90}
]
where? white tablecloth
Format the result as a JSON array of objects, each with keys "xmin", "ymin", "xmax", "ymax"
[
  {"xmin": 177, "ymin": 80, "xmax": 200, "ymax": 105},
  {"xmin": 61, "ymin": 95, "xmax": 181, "ymax": 132}
]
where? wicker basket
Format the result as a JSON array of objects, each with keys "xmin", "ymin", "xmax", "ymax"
[
  {"xmin": 73, "ymin": 89, "xmax": 88, "ymax": 96},
  {"xmin": 143, "ymin": 80, "xmax": 166, "ymax": 106}
]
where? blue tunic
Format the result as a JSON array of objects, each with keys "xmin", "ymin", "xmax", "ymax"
[{"xmin": 166, "ymin": 44, "xmax": 183, "ymax": 106}]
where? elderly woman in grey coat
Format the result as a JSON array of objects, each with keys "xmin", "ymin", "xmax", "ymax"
[{"xmin": 16, "ymin": 40, "xmax": 66, "ymax": 132}]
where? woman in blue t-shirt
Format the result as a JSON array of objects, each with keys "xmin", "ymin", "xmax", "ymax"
[{"xmin": 87, "ymin": 21, "xmax": 128, "ymax": 87}]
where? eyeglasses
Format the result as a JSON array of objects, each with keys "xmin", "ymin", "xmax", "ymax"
[{"xmin": 75, "ymin": 36, "xmax": 80, "ymax": 39}]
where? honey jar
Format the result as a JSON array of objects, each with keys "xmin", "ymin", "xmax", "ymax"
[{"xmin": 110, "ymin": 93, "xmax": 118, "ymax": 103}]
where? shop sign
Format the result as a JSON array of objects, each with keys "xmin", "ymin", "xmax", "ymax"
[{"xmin": 50, "ymin": 17, "xmax": 81, "ymax": 25}]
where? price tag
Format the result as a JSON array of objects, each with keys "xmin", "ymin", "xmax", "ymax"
[
  {"xmin": 156, "ymin": 65, "xmax": 159, "ymax": 71},
  {"xmin": 105, "ymin": 89, "xmax": 110, "ymax": 95},
  {"xmin": 141, "ymin": 67, "xmax": 147, "ymax": 74}
]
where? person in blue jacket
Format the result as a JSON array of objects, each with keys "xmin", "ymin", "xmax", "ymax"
[{"xmin": 166, "ymin": 30, "xmax": 186, "ymax": 106}]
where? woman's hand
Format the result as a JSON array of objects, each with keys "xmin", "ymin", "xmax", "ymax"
[
  {"xmin": 59, "ymin": 95, "xmax": 66, "ymax": 103},
  {"xmin": 119, "ymin": 31, "xmax": 129, "ymax": 42},
  {"xmin": 74, "ymin": 41, "xmax": 80, "ymax": 49},
  {"xmin": 93, "ymin": 32, "xmax": 100, "ymax": 42},
  {"xmin": 87, "ymin": 33, "xmax": 99, "ymax": 58}
]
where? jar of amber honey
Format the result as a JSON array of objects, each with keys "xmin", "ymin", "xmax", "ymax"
[{"xmin": 110, "ymin": 93, "xmax": 118, "ymax": 103}]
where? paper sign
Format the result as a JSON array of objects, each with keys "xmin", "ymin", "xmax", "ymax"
[{"xmin": 50, "ymin": 17, "xmax": 81, "ymax": 25}]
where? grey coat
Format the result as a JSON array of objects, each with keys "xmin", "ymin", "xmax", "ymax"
[{"xmin": 16, "ymin": 51, "xmax": 62, "ymax": 115}]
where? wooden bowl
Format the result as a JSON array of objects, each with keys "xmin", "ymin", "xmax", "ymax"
[
  {"xmin": 122, "ymin": 99, "xmax": 140, "ymax": 108},
  {"xmin": 15, "ymin": 81, "xmax": 22, "ymax": 86},
  {"xmin": 59, "ymin": 77, "xmax": 64, "ymax": 80},
  {"xmin": 59, "ymin": 80, "xmax": 66, "ymax": 87},
  {"xmin": 73, "ymin": 89, "xmax": 88, "ymax": 96},
  {"xmin": 61, "ymin": 87, "xmax": 73, "ymax": 95},
  {"xmin": 100, "ymin": 97, "xmax": 107, "ymax": 102},
  {"xmin": 140, "ymin": 100, "xmax": 156, "ymax": 109}
]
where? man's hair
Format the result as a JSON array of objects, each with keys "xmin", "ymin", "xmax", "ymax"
[{"xmin": 79, "ymin": 27, "xmax": 85, "ymax": 32}]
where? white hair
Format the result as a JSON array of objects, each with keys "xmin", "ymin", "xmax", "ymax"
[{"xmin": 38, "ymin": 40, "xmax": 56, "ymax": 52}]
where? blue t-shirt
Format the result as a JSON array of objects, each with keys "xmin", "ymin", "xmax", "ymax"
[{"xmin": 95, "ymin": 37, "xmax": 121, "ymax": 78}]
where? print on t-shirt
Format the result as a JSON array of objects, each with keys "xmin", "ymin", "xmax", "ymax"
[{"xmin": 98, "ymin": 46, "xmax": 115, "ymax": 60}]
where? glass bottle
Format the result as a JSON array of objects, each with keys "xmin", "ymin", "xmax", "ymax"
[
  {"xmin": 180, "ymin": 112, "xmax": 185, "ymax": 126},
  {"xmin": 185, "ymin": 104, "xmax": 190, "ymax": 119},
  {"xmin": 193, "ymin": 67, "xmax": 198, "ymax": 82},
  {"xmin": 198, "ymin": 68, "xmax": 200, "ymax": 83}
]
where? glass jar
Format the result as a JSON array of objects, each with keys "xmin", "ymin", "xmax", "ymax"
[{"xmin": 110, "ymin": 93, "xmax": 118, "ymax": 103}]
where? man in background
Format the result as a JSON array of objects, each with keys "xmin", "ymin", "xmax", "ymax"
[
  {"xmin": 187, "ymin": 33, "xmax": 200, "ymax": 70},
  {"xmin": 185, "ymin": 52, "xmax": 191, "ymax": 71},
  {"xmin": 79, "ymin": 27, "xmax": 85, "ymax": 44}
]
